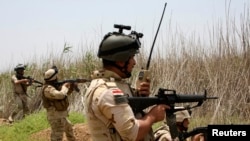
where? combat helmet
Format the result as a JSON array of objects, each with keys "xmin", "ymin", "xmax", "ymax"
[
  {"xmin": 175, "ymin": 107, "xmax": 191, "ymax": 122},
  {"xmin": 14, "ymin": 64, "xmax": 26, "ymax": 71},
  {"xmin": 44, "ymin": 66, "xmax": 58, "ymax": 81},
  {"xmin": 98, "ymin": 24, "xmax": 143, "ymax": 62}
]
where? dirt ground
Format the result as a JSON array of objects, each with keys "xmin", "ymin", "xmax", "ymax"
[{"xmin": 0, "ymin": 118, "xmax": 92, "ymax": 141}]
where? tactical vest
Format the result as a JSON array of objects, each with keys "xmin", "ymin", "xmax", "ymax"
[{"xmin": 42, "ymin": 85, "xmax": 69, "ymax": 111}]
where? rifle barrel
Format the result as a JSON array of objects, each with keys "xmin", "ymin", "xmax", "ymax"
[{"xmin": 207, "ymin": 96, "xmax": 218, "ymax": 99}]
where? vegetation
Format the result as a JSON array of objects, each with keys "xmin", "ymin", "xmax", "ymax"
[
  {"xmin": 0, "ymin": 3, "xmax": 250, "ymax": 140},
  {"xmin": 0, "ymin": 110, "xmax": 84, "ymax": 141}
]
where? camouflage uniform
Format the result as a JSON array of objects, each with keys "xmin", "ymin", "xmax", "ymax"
[
  {"xmin": 84, "ymin": 70, "xmax": 154, "ymax": 141},
  {"xmin": 154, "ymin": 108, "xmax": 191, "ymax": 141},
  {"xmin": 84, "ymin": 25, "xmax": 158, "ymax": 141},
  {"xmin": 42, "ymin": 67, "xmax": 76, "ymax": 141},
  {"xmin": 154, "ymin": 124, "xmax": 172, "ymax": 141},
  {"xmin": 9, "ymin": 64, "xmax": 30, "ymax": 122}
]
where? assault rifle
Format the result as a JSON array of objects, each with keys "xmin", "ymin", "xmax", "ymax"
[
  {"xmin": 23, "ymin": 76, "xmax": 43, "ymax": 87},
  {"xmin": 179, "ymin": 126, "xmax": 208, "ymax": 141},
  {"xmin": 56, "ymin": 78, "xmax": 91, "ymax": 92},
  {"xmin": 128, "ymin": 88, "xmax": 217, "ymax": 139},
  {"xmin": 128, "ymin": 88, "xmax": 218, "ymax": 113}
]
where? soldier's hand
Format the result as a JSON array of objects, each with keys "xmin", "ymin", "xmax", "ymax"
[
  {"xmin": 68, "ymin": 83, "xmax": 77, "ymax": 95},
  {"xmin": 147, "ymin": 104, "xmax": 170, "ymax": 122},
  {"xmin": 137, "ymin": 77, "xmax": 151, "ymax": 97},
  {"xmin": 63, "ymin": 82, "xmax": 71, "ymax": 88},
  {"xmin": 22, "ymin": 79, "xmax": 29, "ymax": 83},
  {"xmin": 22, "ymin": 79, "xmax": 31, "ymax": 85}
]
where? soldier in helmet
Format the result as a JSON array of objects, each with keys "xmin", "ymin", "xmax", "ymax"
[
  {"xmin": 154, "ymin": 107, "xmax": 191, "ymax": 141},
  {"xmin": 84, "ymin": 24, "xmax": 169, "ymax": 141},
  {"xmin": 8, "ymin": 64, "xmax": 32, "ymax": 122},
  {"xmin": 42, "ymin": 66, "xmax": 76, "ymax": 141},
  {"xmin": 154, "ymin": 107, "xmax": 205, "ymax": 141}
]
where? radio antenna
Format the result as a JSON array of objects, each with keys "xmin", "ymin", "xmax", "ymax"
[{"xmin": 146, "ymin": 2, "xmax": 167, "ymax": 70}]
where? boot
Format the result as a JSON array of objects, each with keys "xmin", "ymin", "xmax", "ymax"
[{"xmin": 8, "ymin": 112, "xmax": 17, "ymax": 123}]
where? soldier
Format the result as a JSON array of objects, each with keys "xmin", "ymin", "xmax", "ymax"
[
  {"xmin": 42, "ymin": 66, "xmax": 76, "ymax": 141},
  {"xmin": 84, "ymin": 25, "xmax": 169, "ymax": 141},
  {"xmin": 154, "ymin": 107, "xmax": 205, "ymax": 141},
  {"xmin": 8, "ymin": 64, "xmax": 32, "ymax": 122}
]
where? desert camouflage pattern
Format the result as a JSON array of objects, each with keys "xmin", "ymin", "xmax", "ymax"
[
  {"xmin": 43, "ymin": 84, "xmax": 76, "ymax": 141},
  {"xmin": 48, "ymin": 117, "xmax": 75, "ymax": 141},
  {"xmin": 154, "ymin": 124, "xmax": 172, "ymax": 141},
  {"xmin": 9, "ymin": 75, "xmax": 30, "ymax": 121},
  {"xmin": 154, "ymin": 109, "xmax": 191, "ymax": 141},
  {"xmin": 84, "ymin": 70, "xmax": 154, "ymax": 141}
]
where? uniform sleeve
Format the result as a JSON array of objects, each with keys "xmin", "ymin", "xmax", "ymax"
[
  {"xmin": 11, "ymin": 75, "xmax": 18, "ymax": 83},
  {"xmin": 44, "ymin": 85, "xmax": 68, "ymax": 100},
  {"xmin": 98, "ymin": 88, "xmax": 139, "ymax": 141},
  {"xmin": 154, "ymin": 125, "xmax": 172, "ymax": 141},
  {"xmin": 11, "ymin": 75, "xmax": 29, "ymax": 85}
]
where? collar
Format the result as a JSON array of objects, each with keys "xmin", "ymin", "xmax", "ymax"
[{"xmin": 91, "ymin": 69, "xmax": 125, "ymax": 82}]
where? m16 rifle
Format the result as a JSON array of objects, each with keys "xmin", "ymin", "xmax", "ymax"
[
  {"xmin": 127, "ymin": 88, "xmax": 218, "ymax": 140},
  {"xmin": 56, "ymin": 78, "xmax": 91, "ymax": 92}
]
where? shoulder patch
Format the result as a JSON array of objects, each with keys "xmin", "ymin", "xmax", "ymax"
[
  {"xmin": 111, "ymin": 88, "xmax": 123, "ymax": 96},
  {"xmin": 110, "ymin": 88, "xmax": 128, "ymax": 105}
]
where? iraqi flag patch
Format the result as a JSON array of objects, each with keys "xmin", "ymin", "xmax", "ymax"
[
  {"xmin": 111, "ymin": 88, "xmax": 124, "ymax": 95},
  {"xmin": 111, "ymin": 88, "xmax": 128, "ymax": 104}
]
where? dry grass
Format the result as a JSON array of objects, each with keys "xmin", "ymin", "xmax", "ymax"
[{"xmin": 0, "ymin": 3, "xmax": 250, "ymax": 129}]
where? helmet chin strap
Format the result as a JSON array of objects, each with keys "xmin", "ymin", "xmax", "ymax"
[
  {"xmin": 114, "ymin": 60, "xmax": 131, "ymax": 78},
  {"xmin": 122, "ymin": 60, "xmax": 132, "ymax": 78}
]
